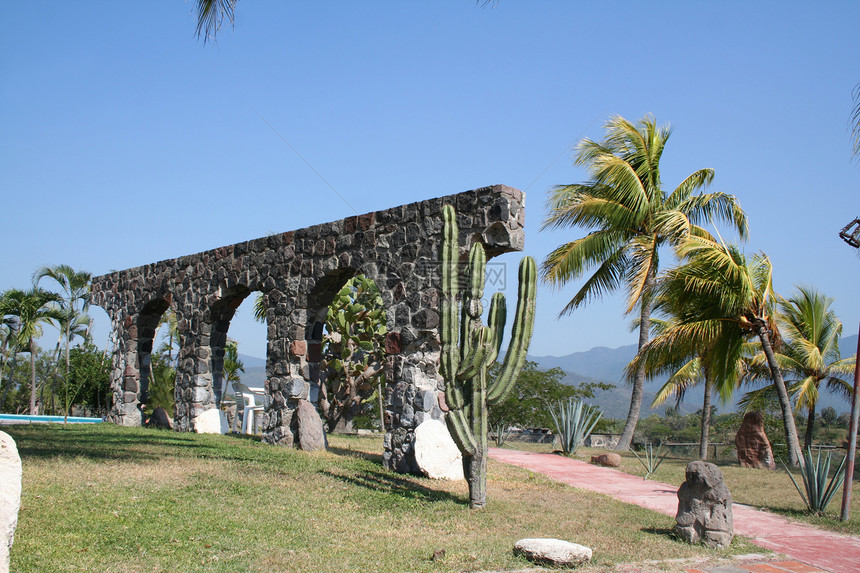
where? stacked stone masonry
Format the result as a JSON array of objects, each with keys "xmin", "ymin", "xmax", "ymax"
[{"xmin": 89, "ymin": 185, "xmax": 525, "ymax": 473}]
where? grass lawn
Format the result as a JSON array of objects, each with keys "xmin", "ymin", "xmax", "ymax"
[
  {"xmin": 4, "ymin": 424, "xmax": 765, "ymax": 573},
  {"xmin": 503, "ymin": 440, "xmax": 860, "ymax": 536}
]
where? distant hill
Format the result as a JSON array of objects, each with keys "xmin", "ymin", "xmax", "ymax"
[
  {"xmin": 529, "ymin": 333, "xmax": 859, "ymax": 419},
  {"xmin": 235, "ymin": 353, "xmax": 265, "ymax": 388}
]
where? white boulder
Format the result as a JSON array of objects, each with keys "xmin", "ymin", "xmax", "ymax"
[
  {"xmin": 194, "ymin": 408, "xmax": 228, "ymax": 434},
  {"xmin": 514, "ymin": 538, "xmax": 592, "ymax": 567},
  {"xmin": 413, "ymin": 419, "xmax": 464, "ymax": 480},
  {"xmin": 0, "ymin": 431, "xmax": 22, "ymax": 573}
]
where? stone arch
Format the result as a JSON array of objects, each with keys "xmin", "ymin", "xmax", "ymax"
[{"xmin": 89, "ymin": 185, "xmax": 526, "ymax": 472}]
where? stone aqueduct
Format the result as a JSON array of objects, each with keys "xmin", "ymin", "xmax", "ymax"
[{"xmin": 90, "ymin": 185, "xmax": 525, "ymax": 472}]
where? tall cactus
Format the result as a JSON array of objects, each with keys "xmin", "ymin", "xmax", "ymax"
[{"xmin": 440, "ymin": 204, "xmax": 537, "ymax": 509}]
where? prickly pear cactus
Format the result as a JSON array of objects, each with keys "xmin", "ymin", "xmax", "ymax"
[{"xmin": 440, "ymin": 204, "xmax": 536, "ymax": 509}]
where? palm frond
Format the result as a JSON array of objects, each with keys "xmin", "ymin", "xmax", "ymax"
[
  {"xmin": 852, "ymin": 83, "xmax": 860, "ymax": 160},
  {"xmin": 195, "ymin": 0, "xmax": 237, "ymax": 44},
  {"xmin": 540, "ymin": 230, "xmax": 628, "ymax": 287}
]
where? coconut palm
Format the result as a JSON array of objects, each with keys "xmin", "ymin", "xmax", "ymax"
[
  {"xmin": 542, "ymin": 114, "xmax": 748, "ymax": 450},
  {"xmin": 662, "ymin": 236, "xmax": 804, "ymax": 465},
  {"xmin": 223, "ymin": 339, "xmax": 245, "ymax": 386},
  {"xmin": 631, "ymin": 294, "xmax": 751, "ymax": 459},
  {"xmin": 0, "ymin": 288, "xmax": 64, "ymax": 414},
  {"xmin": 742, "ymin": 287, "xmax": 855, "ymax": 450}
]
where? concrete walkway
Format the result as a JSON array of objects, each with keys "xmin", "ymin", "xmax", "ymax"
[{"xmin": 489, "ymin": 448, "xmax": 860, "ymax": 573}]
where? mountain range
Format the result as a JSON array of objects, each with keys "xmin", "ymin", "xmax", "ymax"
[
  {"xmin": 236, "ymin": 333, "xmax": 858, "ymax": 420},
  {"xmin": 529, "ymin": 333, "xmax": 858, "ymax": 419}
]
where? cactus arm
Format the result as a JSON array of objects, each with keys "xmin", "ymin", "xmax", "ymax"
[
  {"xmin": 457, "ymin": 327, "xmax": 491, "ymax": 380},
  {"xmin": 465, "ymin": 243, "xmax": 487, "ymax": 314},
  {"xmin": 445, "ymin": 370, "xmax": 466, "ymax": 411},
  {"xmin": 485, "ymin": 293, "xmax": 506, "ymax": 365},
  {"xmin": 445, "ymin": 406, "xmax": 478, "ymax": 457},
  {"xmin": 440, "ymin": 205, "xmax": 459, "ymax": 382},
  {"xmin": 487, "ymin": 256, "xmax": 537, "ymax": 406},
  {"xmin": 472, "ymin": 364, "xmax": 488, "ymax": 452},
  {"xmin": 459, "ymin": 242, "xmax": 486, "ymax": 364}
]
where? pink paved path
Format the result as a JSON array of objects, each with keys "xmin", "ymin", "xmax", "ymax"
[{"xmin": 489, "ymin": 448, "xmax": 860, "ymax": 573}]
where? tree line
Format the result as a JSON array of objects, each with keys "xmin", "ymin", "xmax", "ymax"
[{"xmin": 0, "ymin": 265, "xmax": 110, "ymax": 418}]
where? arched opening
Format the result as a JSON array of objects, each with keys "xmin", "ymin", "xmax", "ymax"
[
  {"xmin": 137, "ymin": 298, "xmax": 175, "ymax": 422},
  {"xmin": 310, "ymin": 272, "xmax": 388, "ymax": 434},
  {"xmin": 80, "ymin": 304, "xmax": 113, "ymax": 417},
  {"xmin": 209, "ymin": 284, "xmax": 268, "ymax": 434}
]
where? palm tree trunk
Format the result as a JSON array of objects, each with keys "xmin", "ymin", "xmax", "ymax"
[
  {"xmin": 756, "ymin": 322, "xmax": 803, "ymax": 466},
  {"xmin": 29, "ymin": 338, "xmax": 38, "ymax": 415},
  {"xmin": 616, "ymin": 270, "xmax": 656, "ymax": 451},
  {"xmin": 804, "ymin": 405, "xmax": 816, "ymax": 451},
  {"xmin": 699, "ymin": 373, "xmax": 712, "ymax": 460},
  {"xmin": 65, "ymin": 320, "xmax": 71, "ymax": 416}
]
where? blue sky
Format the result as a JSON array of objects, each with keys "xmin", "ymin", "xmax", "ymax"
[{"xmin": 2, "ymin": 1, "xmax": 859, "ymax": 360}]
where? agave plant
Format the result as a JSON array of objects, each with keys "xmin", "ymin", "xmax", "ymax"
[
  {"xmin": 630, "ymin": 442, "xmax": 668, "ymax": 480},
  {"xmin": 549, "ymin": 398, "xmax": 602, "ymax": 456},
  {"xmin": 782, "ymin": 447, "xmax": 847, "ymax": 515},
  {"xmin": 492, "ymin": 422, "xmax": 514, "ymax": 447}
]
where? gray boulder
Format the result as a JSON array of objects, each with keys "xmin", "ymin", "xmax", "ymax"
[
  {"xmin": 295, "ymin": 399, "xmax": 327, "ymax": 451},
  {"xmin": 146, "ymin": 407, "xmax": 173, "ymax": 430},
  {"xmin": 0, "ymin": 431, "xmax": 22, "ymax": 573},
  {"xmin": 675, "ymin": 461, "xmax": 734, "ymax": 548},
  {"xmin": 514, "ymin": 538, "xmax": 592, "ymax": 567}
]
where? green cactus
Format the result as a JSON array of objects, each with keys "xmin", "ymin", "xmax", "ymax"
[{"xmin": 440, "ymin": 204, "xmax": 536, "ymax": 509}]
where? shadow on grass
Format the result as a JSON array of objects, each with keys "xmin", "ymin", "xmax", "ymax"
[
  {"xmin": 641, "ymin": 527, "xmax": 682, "ymax": 542},
  {"xmin": 5, "ymin": 424, "xmax": 229, "ymax": 464},
  {"xmin": 327, "ymin": 445, "xmax": 384, "ymax": 465},
  {"xmin": 322, "ymin": 467, "xmax": 467, "ymax": 506}
]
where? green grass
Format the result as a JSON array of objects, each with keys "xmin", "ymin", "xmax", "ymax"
[
  {"xmin": 504, "ymin": 439, "xmax": 860, "ymax": 535},
  {"xmin": 5, "ymin": 424, "xmax": 763, "ymax": 572}
]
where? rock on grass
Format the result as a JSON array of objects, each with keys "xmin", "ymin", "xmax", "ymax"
[{"xmin": 514, "ymin": 538, "xmax": 592, "ymax": 567}]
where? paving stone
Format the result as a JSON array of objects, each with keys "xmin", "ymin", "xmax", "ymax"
[{"xmin": 769, "ymin": 562, "xmax": 828, "ymax": 573}]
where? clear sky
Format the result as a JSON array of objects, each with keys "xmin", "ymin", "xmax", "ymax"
[{"xmin": 2, "ymin": 1, "xmax": 859, "ymax": 360}]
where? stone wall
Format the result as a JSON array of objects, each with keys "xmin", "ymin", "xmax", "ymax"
[{"xmin": 89, "ymin": 184, "xmax": 525, "ymax": 472}]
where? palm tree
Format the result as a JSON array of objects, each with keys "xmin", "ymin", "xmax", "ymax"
[
  {"xmin": 662, "ymin": 236, "xmax": 804, "ymax": 465},
  {"xmin": 542, "ymin": 115, "xmax": 748, "ymax": 450},
  {"xmin": 223, "ymin": 339, "xmax": 245, "ymax": 387},
  {"xmin": 742, "ymin": 287, "xmax": 855, "ymax": 450},
  {"xmin": 0, "ymin": 288, "xmax": 64, "ymax": 414},
  {"xmin": 34, "ymin": 265, "xmax": 92, "ymax": 413},
  {"xmin": 631, "ymin": 293, "xmax": 751, "ymax": 459}
]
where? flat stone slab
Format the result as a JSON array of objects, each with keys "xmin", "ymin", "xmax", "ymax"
[{"xmin": 514, "ymin": 538, "xmax": 592, "ymax": 567}]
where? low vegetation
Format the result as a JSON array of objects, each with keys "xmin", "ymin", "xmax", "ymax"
[{"xmin": 7, "ymin": 424, "xmax": 764, "ymax": 573}]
